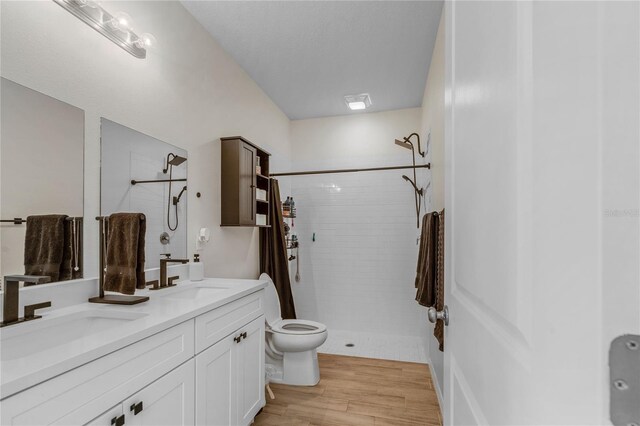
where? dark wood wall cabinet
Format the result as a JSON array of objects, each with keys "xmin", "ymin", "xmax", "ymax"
[{"xmin": 221, "ymin": 136, "xmax": 271, "ymax": 227}]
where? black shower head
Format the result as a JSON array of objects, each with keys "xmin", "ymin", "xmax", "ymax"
[
  {"xmin": 173, "ymin": 186, "xmax": 187, "ymax": 206},
  {"xmin": 169, "ymin": 155, "xmax": 187, "ymax": 166},
  {"xmin": 163, "ymin": 153, "xmax": 187, "ymax": 173},
  {"xmin": 395, "ymin": 138, "xmax": 413, "ymax": 150}
]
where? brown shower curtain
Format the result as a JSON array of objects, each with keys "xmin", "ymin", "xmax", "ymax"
[{"xmin": 260, "ymin": 178, "xmax": 297, "ymax": 319}]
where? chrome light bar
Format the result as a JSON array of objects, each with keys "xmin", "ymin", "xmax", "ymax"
[{"xmin": 52, "ymin": 0, "xmax": 147, "ymax": 59}]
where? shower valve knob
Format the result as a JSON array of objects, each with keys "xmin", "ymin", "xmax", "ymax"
[{"xmin": 428, "ymin": 305, "xmax": 449, "ymax": 326}]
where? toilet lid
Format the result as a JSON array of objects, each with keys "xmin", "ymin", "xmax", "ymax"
[{"xmin": 259, "ymin": 273, "xmax": 282, "ymax": 326}]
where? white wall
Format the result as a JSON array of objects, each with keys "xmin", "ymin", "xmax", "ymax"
[
  {"xmin": 289, "ymin": 108, "xmax": 430, "ymax": 341},
  {"xmin": 100, "ymin": 119, "xmax": 188, "ymax": 269},
  {"xmin": 420, "ymin": 11, "xmax": 445, "ymax": 398},
  {"xmin": 0, "ymin": 0, "xmax": 291, "ymax": 280},
  {"xmin": 0, "ymin": 78, "xmax": 84, "ymax": 281}
]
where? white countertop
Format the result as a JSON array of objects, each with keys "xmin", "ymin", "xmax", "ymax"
[{"xmin": 0, "ymin": 277, "xmax": 267, "ymax": 400}]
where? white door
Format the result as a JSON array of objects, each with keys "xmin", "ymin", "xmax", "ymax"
[
  {"xmin": 196, "ymin": 333, "xmax": 237, "ymax": 426},
  {"xmin": 443, "ymin": 1, "xmax": 639, "ymax": 425},
  {"xmin": 124, "ymin": 360, "xmax": 195, "ymax": 426},
  {"xmin": 236, "ymin": 317, "xmax": 265, "ymax": 426}
]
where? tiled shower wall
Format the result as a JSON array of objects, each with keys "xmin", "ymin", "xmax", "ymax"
[
  {"xmin": 287, "ymin": 109, "xmax": 432, "ymax": 355},
  {"xmin": 289, "ymin": 164, "xmax": 429, "ymax": 337}
]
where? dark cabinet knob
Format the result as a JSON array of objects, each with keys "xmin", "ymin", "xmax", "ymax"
[
  {"xmin": 130, "ymin": 401, "xmax": 143, "ymax": 415},
  {"xmin": 241, "ymin": 332, "xmax": 247, "ymax": 340},
  {"xmin": 234, "ymin": 335, "xmax": 242, "ymax": 343},
  {"xmin": 111, "ymin": 414, "xmax": 125, "ymax": 426}
]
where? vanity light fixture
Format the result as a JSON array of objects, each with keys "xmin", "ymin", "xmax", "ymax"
[
  {"xmin": 344, "ymin": 93, "xmax": 372, "ymax": 111},
  {"xmin": 53, "ymin": 0, "xmax": 155, "ymax": 59}
]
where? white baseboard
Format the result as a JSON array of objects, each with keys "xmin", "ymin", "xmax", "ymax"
[{"xmin": 428, "ymin": 360, "xmax": 444, "ymax": 417}]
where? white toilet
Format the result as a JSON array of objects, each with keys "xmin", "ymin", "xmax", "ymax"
[{"xmin": 261, "ymin": 273, "xmax": 328, "ymax": 386}]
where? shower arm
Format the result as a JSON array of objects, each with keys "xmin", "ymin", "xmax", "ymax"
[
  {"xmin": 163, "ymin": 153, "xmax": 174, "ymax": 174},
  {"xmin": 395, "ymin": 134, "xmax": 424, "ymax": 228},
  {"xmin": 404, "ymin": 133, "xmax": 424, "ymax": 158}
]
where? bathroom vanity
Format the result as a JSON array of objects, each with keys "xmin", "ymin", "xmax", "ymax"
[{"xmin": 0, "ymin": 278, "xmax": 266, "ymax": 426}]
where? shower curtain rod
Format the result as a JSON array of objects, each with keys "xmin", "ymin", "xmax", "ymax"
[{"xmin": 271, "ymin": 163, "xmax": 430, "ymax": 177}]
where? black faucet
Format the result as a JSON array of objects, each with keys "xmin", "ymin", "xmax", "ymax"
[
  {"xmin": 159, "ymin": 254, "xmax": 188, "ymax": 288},
  {"xmin": 1, "ymin": 275, "xmax": 52, "ymax": 327}
]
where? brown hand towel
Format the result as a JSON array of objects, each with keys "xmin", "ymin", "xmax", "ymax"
[
  {"xmin": 415, "ymin": 211, "xmax": 439, "ymax": 307},
  {"xmin": 103, "ymin": 213, "xmax": 146, "ymax": 295},
  {"xmin": 434, "ymin": 209, "xmax": 445, "ymax": 352},
  {"xmin": 24, "ymin": 214, "xmax": 67, "ymax": 282}
]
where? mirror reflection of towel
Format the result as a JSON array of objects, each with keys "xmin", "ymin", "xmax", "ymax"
[
  {"xmin": 103, "ymin": 213, "xmax": 146, "ymax": 295},
  {"xmin": 24, "ymin": 215, "xmax": 67, "ymax": 282}
]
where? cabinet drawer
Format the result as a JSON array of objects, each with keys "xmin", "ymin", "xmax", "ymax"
[
  {"xmin": 195, "ymin": 291, "xmax": 263, "ymax": 353},
  {"xmin": 1, "ymin": 320, "xmax": 195, "ymax": 426}
]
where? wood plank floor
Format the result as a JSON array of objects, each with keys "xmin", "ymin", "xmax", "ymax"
[{"xmin": 254, "ymin": 353, "xmax": 442, "ymax": 426}]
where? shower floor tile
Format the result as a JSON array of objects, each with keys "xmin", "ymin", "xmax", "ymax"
[{"xmin": 318, "ymin": 329, "xmax": 429, "ymax": 363}]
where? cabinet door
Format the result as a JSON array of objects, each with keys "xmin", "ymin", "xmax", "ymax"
[
  {"xmin": 236, "ymin": 317, "xmax": 265, "ymax": 426},
  {"xmin": 84, "ymin": 405, "xmax": 123, "ymax": 426},
  {"xmin": 124, "ymin": 360, "xmax": 195, "ymax": 426},
  {"xmin": 195, "ymin": 333, "xmax": 237, "ymax": 426},
  {"xmin": 238, "ymin": 142, "xmax": 256, "ymax": 225}
]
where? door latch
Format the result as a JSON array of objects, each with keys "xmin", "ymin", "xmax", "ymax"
[{"xmin": 610, "ymin": 334, "xmax": 640, "ymax": 426}]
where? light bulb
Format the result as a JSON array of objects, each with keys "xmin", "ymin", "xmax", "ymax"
[
  {"xmin": 133, "ymin": 32, "xmax": 156, "ymax": 49},
  {"xmin": 109, "ymin": 11, "xmax": 132, "ymax": 31}
]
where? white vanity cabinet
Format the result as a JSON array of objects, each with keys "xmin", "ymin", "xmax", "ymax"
[
  {"xmin": 87, "ymin": 360, "xmax": 194, "ymax": 426},
  {"xmin": 1, "ymin": 320, "xmax": 195, "ymax": 426},
  {"xmin": 0, "ymin": 287, "xmax": 266, "ymax": 426},
  {"xmin": 196, "ymin": 316, "xmax": 265, "ymax": 426},
  {"xmin": 121, "ymin": 359, "xmax": 195, "ymax": 426}
]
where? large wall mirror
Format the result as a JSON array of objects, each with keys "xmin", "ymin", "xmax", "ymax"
[
  {"xmin": 100, "ymin": 119, "xmax": 187, "ymax": 270},
  {"xmin": 0, "ymin": 78, "xmax": 85, "ymax": 287}
]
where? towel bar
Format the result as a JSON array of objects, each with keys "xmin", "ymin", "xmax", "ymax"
[{"xmin": 89, "ymin": 216, "xmax": 149, "ymax": 305}]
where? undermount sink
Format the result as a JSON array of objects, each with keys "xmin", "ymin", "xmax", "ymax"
[
  {"xmin": 162, "ymin": 287, "xmax": 227, "ymax": 300},
  {"xmin": 0, "ymin": 310, "xmax": 148, "ymax": 362},
  {"xmin": 159, "ymin": 282, "xmax": 233, "ymax": 300}
]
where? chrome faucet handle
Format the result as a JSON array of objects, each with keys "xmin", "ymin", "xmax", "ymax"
[{"xmin": 24, "ymin": 301, "xmax": 52, "ymax": 320}]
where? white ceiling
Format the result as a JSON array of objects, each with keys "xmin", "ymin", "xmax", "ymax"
[{"xmin": 181, "ymin": 1, "xmax": 443, "ymax": 120}]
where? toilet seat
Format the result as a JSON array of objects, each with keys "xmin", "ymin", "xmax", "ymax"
[{"xmin": 270, "ymin": 319, "xmax": 327, "ymax": 335}]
